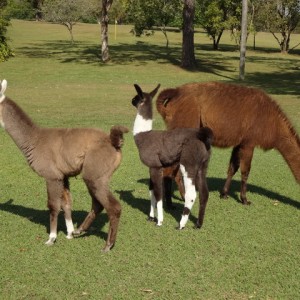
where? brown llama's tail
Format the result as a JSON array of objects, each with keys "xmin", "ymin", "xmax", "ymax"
[
  {"xmin": 110, "ymin": 125, "xmax": 129, "ymax": 150},
  {"xmin": 198, "ymin": 127, "xmax": 213, "ymax": 151},
  {"xmin": 156, "ymin": 88, "xmax": 179, "ymax": 119}
]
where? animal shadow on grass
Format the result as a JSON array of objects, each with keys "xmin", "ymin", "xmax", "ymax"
[
  {"xmin": 118, "ymin": 177, "xmax": 300, "ymax": 222},
  {"xmin": 0, "ymin": 199, "xmax": 108, "ymax": 241}
]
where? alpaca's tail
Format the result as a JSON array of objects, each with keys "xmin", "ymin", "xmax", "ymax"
[
  {"xmin": 198, "ymin": 127, "xmax": 213, "ymax": 151},
  {"xmin": 110, "ymin": 125, "xmax": 129, "ymax": 150},
  {"xmin": 156, "ymin": 88, "xmax": 179, "ymax": 119}
]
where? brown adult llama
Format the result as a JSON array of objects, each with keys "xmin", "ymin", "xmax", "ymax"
[
  {"xmin": 156, "ymin": 81, "xmax": 300, "ymax": 205},
  {"xmin": 0, "ymin": 79, "xmax": 129, "ymax": 252}
]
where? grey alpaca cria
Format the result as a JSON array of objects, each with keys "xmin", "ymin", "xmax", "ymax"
[
  {"xmin": 0, "ymin": 79, "xmax": 128, "ymax": 252},
  {"xmin": 132, "ymin": 84, "xmax": 213, "ymax": 229}
]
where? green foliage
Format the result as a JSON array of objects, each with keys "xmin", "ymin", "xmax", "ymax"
[
  {"xmin": 0, "ymin": 0, "xmax": 13, "ymax": 62},
  {"xmin": 5, "ymin": 0, "xmax": 36, "ymax": 20},
  {"xmin": 196, "ymin": 0, "xmax": 241, "ymax": 49},
  {"xmin": 125, "ymin": 0, "xmax": 182, "ymax": 37}
]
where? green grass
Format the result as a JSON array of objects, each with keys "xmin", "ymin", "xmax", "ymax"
[{"xmin": 0, "ymin": 20, "xmax": 299, "ymax": 299}]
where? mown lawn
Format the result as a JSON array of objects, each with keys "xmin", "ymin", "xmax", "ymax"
[{"xmin": 0, "ymin": 20, "xmax": 299, "ymax": 299}]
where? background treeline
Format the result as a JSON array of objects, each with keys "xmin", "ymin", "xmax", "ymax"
[{"xmin": 1, "ymin": 0, "xmax": 300, "ymax": 62}]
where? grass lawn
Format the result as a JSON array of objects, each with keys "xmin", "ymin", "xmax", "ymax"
[{"xmin": 0, "ymin": 20, "xmax": 299, "ymax": 299}]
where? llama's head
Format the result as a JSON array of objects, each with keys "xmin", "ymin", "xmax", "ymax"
[
  {"xmin": 132, "ymin": 84, "xmax": 160, "ymax": 135},
  {"xmin": 132, "ymin": 84, "xmax": 160, "ymax": 110}
]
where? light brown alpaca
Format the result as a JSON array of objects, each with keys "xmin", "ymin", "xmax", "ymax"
[
  {"xmin": 0, "ymin": 79, "xmax": 128, "ymax": 252},
  {"xmin": 156, "ymin": 81, "xmax": 300, "ymax": 205}
]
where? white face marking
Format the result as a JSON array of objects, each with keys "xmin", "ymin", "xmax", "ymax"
[
  {"xmin": 65, "ymin": 219, "xmax": 74, "ymax": 239},
  {"xmin": 133, "ymin": 113, "xmax": 152, "ymax": 135}
]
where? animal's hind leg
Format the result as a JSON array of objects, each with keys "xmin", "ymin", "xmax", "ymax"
[
  {"xmin": 239, "ymin": 146, "xmax": 254, "ymax": 205},
  {"xmin": 149, "ymin": 168, "xmax": 164, "ymax": 226},
  {"xmin": 196, "ymin": 162, "xmax": 209, "ymax": 229},
  {"xmin": 178, "ymin": 164, "xmax": 197, "ymax": 230},
  {"xmin": 45, "ymin": 179, "xmax": 65, "ymax": 245},
  {"xmin": 73, "ymin": 196, "xmax": 104, "ymax": 235},
  {"xmin": 83, "ymin": 178, "xmax": 121, "ymax": 252},
  {"xmin": 220, "ymin": 145, "xmax": 241, "ymax": 199},
  {"xmin": 61, "ymin": 178, "xmax": 75, "ymax": 239}
]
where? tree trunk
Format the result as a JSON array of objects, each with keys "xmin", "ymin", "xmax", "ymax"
[
  {"xmin": 239, "ymin": 0, "xmax": 248, "ymax": 80},
  {"xmin": 181, "ymin": 0, "xmax": 196, "ymax": 69},
  {"xmin": 101, "ymin": 0, "xmax": 113, "ymax": 62}
]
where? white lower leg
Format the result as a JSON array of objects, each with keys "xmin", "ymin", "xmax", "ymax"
[
  {"xmin": 45, "ymin": 231, "xmax": 57, "ymax": 246},
  {"xmin": 156, "ymin": 200, "xmax": 163, "ymax": 226},
  {"xmin": 65, "ymin": 218, "xmax": 75, "ymax": 239},
  {"xmin": 179, "ymin": 165, "xmax": 196, "ymax": 229}
]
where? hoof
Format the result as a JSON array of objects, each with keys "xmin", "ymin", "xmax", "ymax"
[
  {"xmin": 66, "ymin": 234, "xmax": 74, "ymax": 240},
  {"xmin": 147, "ymin": 216, "xmax": 157, "ymax": 223},
  {"xmin": 102, "ymin": 243, "xmax": 114, "ymax": 252},
  {"xmin": 194, "ymin": 224, "xmax": 202, "ymax": 229},
  {"xmin": 219, "ymin": 192, "xmax": 228, "ymax": 199},
  {"xmin": 242, "ymin": 200, "xmax": 251, "ymax": 205},
  {"xmin": 72, "ymin": 229, "xmax": 83, "ymax": 236},
  {"xmin": 156, "ymin": 221, "xmax": 163, "ymax": 227},
  {"xmin": 176, "ymin": 225, "xmax": 185, "ymax": 230},
  {"xmin": 45, "ymin": 237, "xmax": 56, "ymax": 246}
]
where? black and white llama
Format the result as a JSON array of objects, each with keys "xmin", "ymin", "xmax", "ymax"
[{"xmin": 132, "ymin": 84, "xmax": 213, "ymax": 229}]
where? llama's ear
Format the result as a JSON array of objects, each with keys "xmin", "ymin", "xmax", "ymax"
[
  {"xmin": 0, "ymin": 79, "xmax": 7, "ymax": 94},
  {"xmin": 150, "ymin": 84, "xmax": 160, "ymax": 98},
  {"xmin": 134, "ymin": 84, "xmax": 144, "ymax": 98}
]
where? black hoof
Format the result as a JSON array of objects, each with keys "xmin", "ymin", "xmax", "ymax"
[{"xmin": 147, "ymin": 216, "xmax": 157, "ymax": 222}]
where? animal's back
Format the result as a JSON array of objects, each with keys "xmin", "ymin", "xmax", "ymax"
[{"xmin": 157, "ymin": 82, "xmax": 282, "ymax": 149}]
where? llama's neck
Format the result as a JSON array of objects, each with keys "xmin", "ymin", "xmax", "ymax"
[
  {"xmin": 133, "ymin": 112, "xmax": 153, "ymax": 136},
  {"xmin": 2, "ymin": 98, "xmax": 39, "ymax": 156},
  {"xmin": 276, "ymin": 120, "xmax": 300, "ymax": 184}
]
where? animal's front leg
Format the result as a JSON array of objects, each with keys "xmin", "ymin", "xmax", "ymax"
[
  {"xmin": 179, "ymin": 165, "xmax": 196, "ymax": 230},
  {"xmin": 149, "ymin": 168, "xmax": 163, "ymax": 226},
  {"xmin": 45, "ymin": 179, "xmax": 65, "ymax": 245}
]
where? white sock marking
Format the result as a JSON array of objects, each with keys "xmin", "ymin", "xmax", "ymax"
[
  {"xmin": 0, "ymin": 79, "xmax": 7, "ymax": 103},
  {"xmin": 156, "ymin": 199, "xmax": 163, "ymax": 226},
  {"xmin": 65, "ymin": 218, "xmax": 74, "ymax": 239},
  {"xmin": 179, "ymin": 164, "xmax": 197, "ymax": 229}
]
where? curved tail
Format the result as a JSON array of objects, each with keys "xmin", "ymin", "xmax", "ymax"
[
  {"xmin": 110, "ymin": 125, "xmax": 129, "ymax": 150},
  {"xmin": 198, "ymin": 127, "xmax": 213, "ymax": 151},
  {"xmin": 156, "ymin": 88, "xmax": 179, "ymax": 119}
]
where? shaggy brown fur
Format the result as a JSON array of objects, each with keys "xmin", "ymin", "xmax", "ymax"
[
  {"xmin": 132, "ymin": 84, "xmax": 212, "ymax": 229},
  {"xmin": 156, "ymin": 81, "xmax": 300, "ymax": 205},
  {"xmin": 0, "ymin": 80, "xmax": 128, "ymax": 252}
]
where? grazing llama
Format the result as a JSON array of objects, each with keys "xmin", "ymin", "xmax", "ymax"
[
  {"xmin": 156, "ymin": 81, "xmax": 300, "ymax": 205},
  {"xmin": 0, "ymin": 79, "xmax": 129, "ymax": 252},
  {"xmin": 132, "ymin": 84, "xmax": 213, "ymax": 229}
]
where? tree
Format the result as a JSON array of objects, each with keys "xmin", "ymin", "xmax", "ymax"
[
  {"xmin": 257, "ymin": 0, "xmax": 300, "ymax": 53},
  {"xmin": 239, "ymin": 0, "xmax": 248, "ymax": 80},
  {"xmin": 181, "ymin": 0, "xmax": 196, "ymax": 68},
  {"xmin": 125, "ymin": 0, "xmax": 182, "ymax": 48},
  {"xmin": 196, "ymin": 0, "xmax": 241, "ymax": 50},
  {"xmin": 0, "ymin": 0, "xmax": 13, "ymax": 62},
  {"xmin": 101, "ymin": 0, "xmax": 113, "ymax": 62},
  {"xmin": 42, "ymin": 0, "xmax": 91, "ymax": 44}
]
